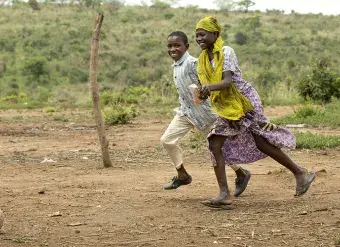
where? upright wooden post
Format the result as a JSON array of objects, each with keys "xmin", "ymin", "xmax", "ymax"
[{"xmin": 89, "ymin": 13, "xmax": 113, "ymax": 168}]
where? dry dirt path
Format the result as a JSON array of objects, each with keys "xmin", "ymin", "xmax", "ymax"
[{"xmin": 0, "ymin": 107, "xmax": 339, "ymax": 247}]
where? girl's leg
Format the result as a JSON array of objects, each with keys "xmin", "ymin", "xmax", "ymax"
[
  {"xmin": 252, "ymin": 134, "xmax": 315, "ymax": 194},
  {"xmin": 208, "ymin": 135, "xmax": 232, "ymax": 201}
]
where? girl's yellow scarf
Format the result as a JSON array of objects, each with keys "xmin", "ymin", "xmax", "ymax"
[{"xmin": 196, "ymin": 17, "xmax": 253, "ymax": 120}]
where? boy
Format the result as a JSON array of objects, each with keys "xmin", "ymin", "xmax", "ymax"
[{"xmin": 161, "ymin": 31, "xmax": 251, "ymax": 197}]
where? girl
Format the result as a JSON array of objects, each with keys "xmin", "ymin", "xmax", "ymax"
[
  {"xmin": 195, "ymin": 16, "xmax": 316, "ymax": 209},
  {"xmin": 162, "ymin": 31, "xmax": 252, "ymax": 197}
]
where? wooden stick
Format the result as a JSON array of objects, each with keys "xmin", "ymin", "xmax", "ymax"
[{"xmin": 89, "ymin": 13, "xmax": 112, "ymax": 168}]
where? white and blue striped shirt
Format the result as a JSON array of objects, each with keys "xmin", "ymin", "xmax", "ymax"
[{"xmin": 172, "ymin": 51, "xmax": 217, "ymax": 131}]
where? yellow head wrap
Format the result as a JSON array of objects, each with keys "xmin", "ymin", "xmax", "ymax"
[{"xmin": 196, "ymin": 16, "xmax": 253, "ymax": 120}]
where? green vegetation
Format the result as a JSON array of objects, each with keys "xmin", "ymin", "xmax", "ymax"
[
  {"xmin": 273, "ymin": 101, "xmax": 340, "ymax": 128},
  {"xmin": 295, "ymin": 132, "xmax": 340, "ymax": 149},
  {"xmin": 1, "ymin": 3, "xmax": 340, "ymax": 108}
]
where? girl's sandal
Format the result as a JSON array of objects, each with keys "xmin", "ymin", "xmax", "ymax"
[
  {"xmin": 201, "ymin": 198, "xmax": 233, "ymax": 210},
  {"xmin": 295, "ymin": 171, "xmax": 316, "ymax": 197}
]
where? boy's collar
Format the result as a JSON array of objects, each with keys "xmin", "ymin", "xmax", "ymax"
[{"xmin": 172, "ymin": 51, "xmax": 189, "ymax": 67}]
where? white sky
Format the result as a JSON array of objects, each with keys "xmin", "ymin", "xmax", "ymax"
[{"xmin": 124, "ymin": 0, "xmax": 340, "ymax": 15}]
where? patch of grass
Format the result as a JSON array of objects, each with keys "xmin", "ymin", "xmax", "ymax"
[
  {"xmin": 0, "ymin": 101, "xmax": 46, "ymax": 109},
  {"xmin": 53, "ymin": 115, "xmax": 70, "ymax": 122},
  {"xmin": 295, "ymin": 132, "xmax": 340, "ymax": 149},
  {"xmin": 11, "ymin": 236, "xmax": 28, "ymax": 243},
  {"xmin": 273, "ymin": 101, "xmax": 340, "ymax": 128},
  {"xmin": 43, "ymin": 106, "xmax": 56, "ymax": 113},
  {"xmin": 0, "ymin": 116, "xmax": 33, "ymax": 123}
]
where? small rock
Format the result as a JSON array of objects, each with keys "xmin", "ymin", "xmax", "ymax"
[
  {"xmin": 49, "ymin": 211, "xmax": 62, "ymax": 217},
  {"xmin": 75, "ymin": 230, "xmax": 80, "ymax": 234},
  {"xmin": 41, "ymin": 158, "xmax": 57, "ymax": 163},
  {"xmin": 67, "ymin": 222, "xmax": 84, "ymax": 226},
  {"xmin": 299, "ymin": 211, "xmax": 308, "ymax": 215},
  {"xmin": 38, "ymin": 190, "xmax": 45, "ymax": 194},
  {"xmin": 271, "ymin": 229, "xmax": 281, "ymax": 233}
]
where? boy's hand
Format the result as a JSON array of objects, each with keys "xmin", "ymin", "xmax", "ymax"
[{"xmin": 199, "ymin": 86, "xmax": 210, "ymax": 100}]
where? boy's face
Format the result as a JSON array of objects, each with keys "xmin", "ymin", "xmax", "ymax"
[
  {"xmin": 195, "ymin": 29, "xmax": 218, "ymax": 50},
  {"xmin": 167, "ymin": 36, "xmax": 189, "ymax": 61}
]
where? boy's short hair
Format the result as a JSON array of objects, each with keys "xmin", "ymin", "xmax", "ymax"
[{"xmin": 168, "ymin": 31, "xmax": 188, "ymax": 45}]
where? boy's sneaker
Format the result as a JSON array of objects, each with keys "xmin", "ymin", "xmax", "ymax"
[
  {"xmin": 163, "ymin": 176, "xmax": 192, "ymax": 190},
  {"xmin": 234, "ymin": 170, "xmax": 251, "ymax": 197}
]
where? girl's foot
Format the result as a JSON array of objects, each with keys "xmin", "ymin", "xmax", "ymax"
[
  {"xmin": 201, "ymin": 192, "xmax": 233, "ymax": 210},
  {"xmin": 295, "ymin": 169, "xmax": 316, "ymax": 196},
  {"xmin": 234, "ymin": 168, "xmax": 252, "ymax": 197}
]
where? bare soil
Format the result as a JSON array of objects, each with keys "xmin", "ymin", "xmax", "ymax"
[{"xmin": 0, "ymin": 107, "xmax": 339, "ymax": 247}]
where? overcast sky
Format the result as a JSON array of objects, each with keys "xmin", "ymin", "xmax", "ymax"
[{"xmin": 124, "ymin": 0, "xmax": 339, "ymax": 15}]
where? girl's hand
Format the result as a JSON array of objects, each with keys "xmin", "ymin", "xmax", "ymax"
[{"xmin": 199, "ymin": 86, "xmax": 210, "ymax": 100}]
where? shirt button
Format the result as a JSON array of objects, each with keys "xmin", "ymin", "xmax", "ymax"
[{"xmin": 175, "ymin": 76, "xmax": 177, "ymax": 78}]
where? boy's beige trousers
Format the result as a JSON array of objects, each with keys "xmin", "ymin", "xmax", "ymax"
[{"xmin": 160, "ymin": 114, "xmax": 240, "ymax": 171}]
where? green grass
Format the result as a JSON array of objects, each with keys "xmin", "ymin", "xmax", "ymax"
[
  {"xmin": 273, "ymin": 100, "xmax": 340, "ymax": 128},
  {"xmin": 295, "ymin": 132, "xmax": 340, "ymax": 149}
]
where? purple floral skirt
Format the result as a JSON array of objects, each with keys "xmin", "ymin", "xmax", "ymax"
[{"xmin": 207, "ymin": 85, "xmax": 296, "ymax": 166}]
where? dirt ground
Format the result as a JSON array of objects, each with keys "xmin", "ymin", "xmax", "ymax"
[{"xmin": 0, "ymin": 107, "xmax": 339, "ymax": 247}]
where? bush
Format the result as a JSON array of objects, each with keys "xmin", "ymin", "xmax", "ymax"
[
  {"xmin": 297, "ymin": 58, "xmax": 340, "ymax": 103},
  {"xmin": 24, "ymin": 56, "xmax": 49, "ymax": 80},
  {"xmin": 164, "ymin": 12, "xmax": 174, "ymax": 19},
  {"xmin": 294, "ymin": 104, "xmax": 321, "ymax": 118},
  {"xmin": 103, "ymin": 104, "xmax": 137, "ymax": 125},
  {"xmin": 234, "ymin": 32, "xmax": 247, "ymax": 45}
]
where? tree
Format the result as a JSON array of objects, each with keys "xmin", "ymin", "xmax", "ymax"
[
  {"xmin": 237, "ymin": 0, "xmax": 255, "ymax": 13},
  {"xmin": 214, "ymin": 0, "xmax": 235, "ymax": 12},
  {"xmin": 89, "ymin": 13, "xmax": 113, "ymax": 168}
]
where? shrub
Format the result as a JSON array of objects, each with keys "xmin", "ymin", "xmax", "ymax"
[
  {"xmin": 164, "ymin": 12, "xmax": 174, "ymax": 19},
  {"xmin": 294, "ymin": 105, "xmax": 321, "ymax": 118},
  {"xmin": 24, "ymin": 56, "xmax": 49, "ymax": 80},
  {"xmin": 103, "ymin": 104, "xmax": 137, "ymax": 125},
  {"xmin": 234, "ymin": 32, "xmax": 247, "ymax": 45},
  {"xmin": 297, "ymin": 58, "xmax": 340, "ymax": 103}
]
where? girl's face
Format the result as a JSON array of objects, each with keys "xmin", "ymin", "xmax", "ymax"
[
  {"xmin": 195, "ymin": 29, "xmax": 218, "ymax": 50},
  {"xmin": 167, "ymin": 36, "xmax": 189, "ymax": 61}
]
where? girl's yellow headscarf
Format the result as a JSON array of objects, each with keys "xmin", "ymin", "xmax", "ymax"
[{"xmin": 196, "ymin": 16, "xmax": 253, "ymax": 120}]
